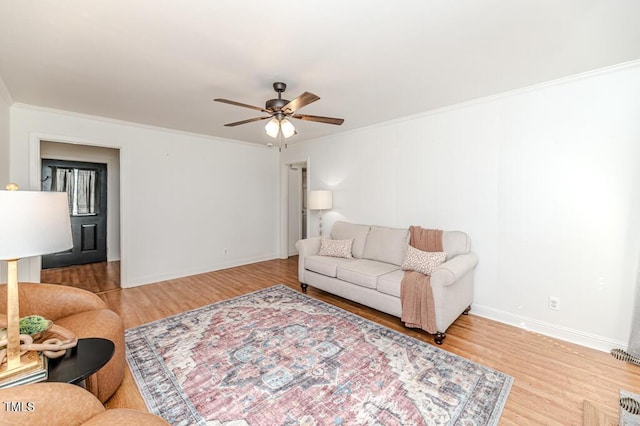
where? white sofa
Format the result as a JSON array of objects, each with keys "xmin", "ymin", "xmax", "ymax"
[{"xmin": 295, "ymin": 221, "xmax": 479, "ymax": 344}]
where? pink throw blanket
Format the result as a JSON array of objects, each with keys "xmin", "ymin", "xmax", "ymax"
[{"xmin": 400, "ymin": 226, "xmax": 443, "ymax": 334}]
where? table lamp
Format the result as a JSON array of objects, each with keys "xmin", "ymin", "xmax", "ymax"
[
  {"xmin": 308, "ymin": 190, "xmax": 333, "ymax": 236},
  {"xmin": 0, "ymin": 183, "xmax": 72, "ymax": 379}
]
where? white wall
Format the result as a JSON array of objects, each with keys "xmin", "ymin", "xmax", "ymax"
[
  {"xmin": 40, "ymin": 141, "xmax": 121, "ymax": 262},
  {"xmin": 0, "ymin": 76, "xmax": 10, "ymax": 188},
  {"xmin": 0, "ymin": 76, "xmax": 11, "ymax": 282},
  {"xmin": 10, "ymin": 106, "xmax": 280, "ymax": 287},
  {"xmin": 282, "ymin": 62, "xmax": 640, "ymax": 351}
]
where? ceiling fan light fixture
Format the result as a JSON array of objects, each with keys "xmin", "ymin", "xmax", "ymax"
[
  {"xmin": 265, "ymin": 117, "xmax": 280, "ymax": 138},
  {"xmin": 280, "ymin": 118, "xmax": 295, "ymax": 138},
  {"xmin": 216, "ymin": 81, "xmax": 343, "ymax": 141}
]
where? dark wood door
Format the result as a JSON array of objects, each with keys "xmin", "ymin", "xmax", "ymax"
[{"xmin": 41, "ymin": 159, "xmax": 108, "ymax": 269}]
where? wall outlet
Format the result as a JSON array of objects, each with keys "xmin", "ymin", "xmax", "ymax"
[
  {"xmin": 548, "ymin": 296, "xmax": 560, "ymax": 310},
  {"xmin": 223, "ymin": 248, "xmax": 229, "ymax": 255}
]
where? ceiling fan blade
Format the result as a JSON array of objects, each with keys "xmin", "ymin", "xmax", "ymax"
[
  {"xmin": 282, "ymin": 92, "xmax": 320, "ymax": 114},
  {"xmin": 224, "ymin": 116, "xmax": 271, "ymax": 127},
  {"xmin": 292, "ymin": 114, "xmax": 344, "ymax": 125},
  {"xmin": 214, "ymin": 98, "xmax": 270, "ymax": 113}
]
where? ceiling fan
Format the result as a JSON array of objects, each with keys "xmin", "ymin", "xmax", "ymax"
[{"xmin": 214, "ymin": 82, "xmax": 344, "ymax": 140}]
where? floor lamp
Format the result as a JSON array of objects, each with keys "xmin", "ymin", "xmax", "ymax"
[
  {"xmin": 0, "ymin": 184, "xmax": 72, "ymax": 379},
  {"xmin": 308, "ymin": 190, "xmax": 332, "ymax": 237}
]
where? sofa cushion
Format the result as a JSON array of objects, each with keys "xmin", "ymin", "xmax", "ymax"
[
  {"xmin": 331, "ymin": 221, "xmax": 371, "ymax": 258},
  {"xmin": 336, "ymin": 259, "xmax": 400, "ymax": 289},
  {"xmin": 318, "ymin": 238, "xmax": 353, "ymax": 259},
  {"xmin": 377, "ymin": 269, "xmax": 405, "ymax": 298},
  {"xmin": 401, "ymin": 246, "xmax": 447, "ymax": 275},
  {"xmin": 361, "ymin": 225, "xmax": 409, "ymax": 266},
  {"xmin": 305, "ymin": 255, "xmax": 355, "ymax": 277}
]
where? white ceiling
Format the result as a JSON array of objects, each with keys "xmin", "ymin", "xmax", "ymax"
[{"xmin": 1, "ymin": 1, "xmax": 639, "ymax": 146}]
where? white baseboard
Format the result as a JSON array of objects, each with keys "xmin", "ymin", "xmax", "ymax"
[
  {"xmin": 121, "ymin": 254, "xmax": 276, "ymax": 288},
  {"xmin": 471, "ymin": 303, "xmax": 627, "ymax": 353}
]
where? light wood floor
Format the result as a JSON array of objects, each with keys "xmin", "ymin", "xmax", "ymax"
[
  {"xmin": 89, "ymin": 257, "xmax": 639, "ymax": 424},
  {"xmin": 41, "ymin": 261, "xmax": 120, "ymax": 294}
]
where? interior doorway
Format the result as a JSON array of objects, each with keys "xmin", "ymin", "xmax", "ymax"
[
  {"xmin": 38, "ymin": 141, "xmax": 121, "ymax": 293},
  {"xmin": 41, "ymin": 159, "xmax": 108, "ymax": 268},
  {"xmin": 287, "ymin": 161, "xmax": 308, "ymax": 256}
]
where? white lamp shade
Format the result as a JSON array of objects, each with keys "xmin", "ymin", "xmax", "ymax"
[
  {"xmin": 308, "ymin": 190, "xmax": 333, "ymax": 210},
  {"xmin": 265, "ymin": 118, "xmax": 280, "ymax": 138},
  {"xmin": 0, "ymin": 190, "xmax": 73, "ymax": 260},
  {"xmin": 280, "ymin": 118, "xmax": 296, "ymax": 139}
]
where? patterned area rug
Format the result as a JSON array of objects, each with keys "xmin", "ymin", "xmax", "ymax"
[{"xmin": 126, "ymin": 285, "xmax": 513, "ymax": 425}]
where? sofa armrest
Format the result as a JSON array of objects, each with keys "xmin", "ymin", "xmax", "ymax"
[
  {"xmin": 0, "ymin": 283, "xmax": 108, "ymax": 321},
  {"xmin": 295, "ymin": 237, "xmax": 322, "ymax": 257},
  {"xmin": 295, "ymin": 237, "xmax": 322, "ymax": 283},
  {"xmin": 431, "ymin": 252, "xmax": 479, "ymax": 287}
]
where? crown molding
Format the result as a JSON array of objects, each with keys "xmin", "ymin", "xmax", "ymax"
[{"xmin": 10, "ymin": 102, "xmax": 269, "ymax": 150}]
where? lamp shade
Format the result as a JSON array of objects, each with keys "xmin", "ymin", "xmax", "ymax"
[
  {"xmin": 265, "ymin": 117, "xmax": 280, "ymax": 138},
  {"xmin": 308, "ymin": 190, "xmax": 333, "ymax": 210},
  {"xmin": 0, "ymin": 190, "xmax": 73, "ymax": 260},
  {"xmin": 280, "ymin": 118, "xmax": 296, "ymax": 139}
]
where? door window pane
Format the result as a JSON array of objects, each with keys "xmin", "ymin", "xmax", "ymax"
[{"xmin": 52, "ymin": 167, "xmax": 97, "ymax": 216}]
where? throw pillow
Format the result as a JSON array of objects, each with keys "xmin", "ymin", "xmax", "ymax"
[
  {"xmin": 401, "ymin": 245, "xmax": 447, "ymax": 275},
  {"xmin": 318, "ymin": 238, "xmax": 354, "ymax": 259}
]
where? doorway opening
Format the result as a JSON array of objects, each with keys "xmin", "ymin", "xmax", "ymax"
[
  {"xmin": 41, "ymin": 159, "xmax": 107, "ymax": 268},
  {"xmin": 38, "ymin": 141, "xmax": 121, "ymax": 294},
  {"xmin": 287, "ymin": 161, "xmax": 308, "ymax": 256}
]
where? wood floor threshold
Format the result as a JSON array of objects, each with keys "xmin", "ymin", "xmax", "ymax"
[
  {"xmin": 582, "ymin": 400, "xmax": 617, "ymax": 426},
  {"xmin": 69, "ymin": 257, "xmax": 638, "ymax": 424}
]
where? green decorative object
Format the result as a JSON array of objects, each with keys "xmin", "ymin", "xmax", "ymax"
[{"xmin": 19, "ymin": 315, "xmax": 51, "ymax": 336}]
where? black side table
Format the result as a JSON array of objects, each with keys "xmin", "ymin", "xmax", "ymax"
[{"xmin": 46, "ymin": 337, "xmax": 114, "ymax": 385}]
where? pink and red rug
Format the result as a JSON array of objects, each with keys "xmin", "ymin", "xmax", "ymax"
[{"xmin": 126, "ymin": 285, "xmax": 512, "ymax": 425}]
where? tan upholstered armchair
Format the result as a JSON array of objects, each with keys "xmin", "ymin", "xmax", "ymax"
[
  {"xmin": 0, "ymin": 282, "xmax": 125, "ymax": 403},
  {"xmin": 0, "ymin": 382, "xmax": 168, "ymax": 425}
]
